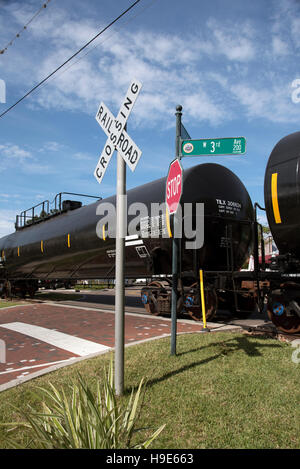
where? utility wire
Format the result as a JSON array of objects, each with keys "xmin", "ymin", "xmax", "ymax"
[
  {"xmin": 36, "ymin": 0, "xmax": 157, "ymax": 95},
  {"xmin": 0, "ymin": 0, "xmax": 141, "ymax": 120},
  {"xmin": 0, "ymin": 0, "xmax": 52, "ymax": 55}
]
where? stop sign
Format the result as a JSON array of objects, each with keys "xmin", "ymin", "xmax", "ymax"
[{"xmin": 166, "ymin": 158, "xmax": 183, "ymax": 215}]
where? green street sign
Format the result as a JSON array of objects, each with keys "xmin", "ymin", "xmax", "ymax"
[{"xmin": 181, "ymin": 137, "xmax": 246, "ymax": 156}]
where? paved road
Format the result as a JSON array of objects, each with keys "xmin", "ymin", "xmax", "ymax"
[
  {"xmin": 78, "ymin": 288, "xmax": 143, "ymax": 311},
  {"xmin": 50, "ymin": 287, "xmax": 273, "ymax": 329},
  {"xmin": 0, "ymin": 301, "xmax": 220, "ymax": 391}
]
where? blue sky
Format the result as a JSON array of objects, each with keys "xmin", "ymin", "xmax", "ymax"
[{"xmin": 0, "ymin": 0, "xmax": 300, "ymax": 237}]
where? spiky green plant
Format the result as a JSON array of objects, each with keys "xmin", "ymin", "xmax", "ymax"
[{"xmin": 2, "ymin": 359, "xmax": 165, "ymax": 449}]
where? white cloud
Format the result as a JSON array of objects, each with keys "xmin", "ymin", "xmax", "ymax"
[
  {"xmin": 207, "ymin": 19, "xmax": 256, "ymax": 62},
  {"xmin": 290, "ymin": 16, "xmax": 300, "ymax": 47},
  {"xmin": 0, "ymin": 143, "xmax": 57, "ymax": 174},
  {"xmin": 0, "ymin": 209, "xmax": 16, "ymax": 238},
  {"xmin": 35, "ymin": 194, "xmax": 47, "ymax": 200},
  {"xmin": 270, "ymin": 0, "xmax": 300, "ymax": 49},
  {"xmin": 272, "ymin": 36, "xmax": 289, "ymax": 56},
  {"xmin": 0, "ymin": 143, "xmax": 33, "ymax": 172},
  {"xmin": 1, "ymin": 4, "xmax": 248, "ymax": 127},
  {"xmin": 1, "ymin": 0, "xmax": 300, "ymax": 130},
  {"xmin": 0, "ymin": 193, "xmax": 20, "ymax": 201},
  {"xmin": 0, "ymin": 143, "xmax": 32, "ymax": 160},
  {"xmin": 30, "ymin": 29, "xmax": 228, "ymax": 127},
  {"xmin": 39, "ymin": 141, "xmax": 66, "ymax": 152},
  {"xmin": 257, "ymin": 214, "xmax": 269, "ymax": 227},
  {"xmin": 182, "ymin": 92, "xmax": 228, "ymax": 125},
  {"xmin": 73, "ymin": 152, "xmax": 93, "ymax": 161},
  {"xmin": 21, "ymin": 162, "xmax": 57, "ymax": 175},
  {"xmin": 230, "ymin": 81, "xmax": 300, "ymax": 123}
]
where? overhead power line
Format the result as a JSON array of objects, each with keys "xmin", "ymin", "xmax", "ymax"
[
  {"xmin": 37, "ymin": 0, "xmax": 157, "ymax": 95},
  {"xmin": 0, "ymin": 0, "xmax": 141, "ymax": 120},
  {"xmin": 0, "ymin": 0, "xmax": 52, "ymax": 55}
]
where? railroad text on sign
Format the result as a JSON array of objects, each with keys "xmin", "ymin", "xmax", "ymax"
[
  {"xmin": 95, "ymin": 102, "xmax": 142, "ymax": 172},
  {"xmin": 94, "ymin": 79, "xmax": 142, "ymax": 184}
]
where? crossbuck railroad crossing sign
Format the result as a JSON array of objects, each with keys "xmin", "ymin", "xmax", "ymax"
[{"xmin": 94, "ymin": 79, "xmax": 142, "ymax": 184}]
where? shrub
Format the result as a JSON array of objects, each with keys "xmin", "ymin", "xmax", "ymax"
[{"xmin": 2, "ymin": 359, "xmax": 165, "ymax": 449}]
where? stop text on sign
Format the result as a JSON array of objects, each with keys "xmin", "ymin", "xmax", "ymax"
[
  {"xmin": 167, "ymin": 174, "xmax": 181, "ymax": 199},
  {"xmin": 166, "ymin": 158, "xmax": 183, "ymax": 215}
]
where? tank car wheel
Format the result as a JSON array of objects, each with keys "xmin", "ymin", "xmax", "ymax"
[
  {"xmin": 230, "ymin": 292, "xmax": 257, "ymax": 319},
  {"xmin": 186, "ymin": 283, "xmax": 218, "ymax": 322},
  {"xmin": 28, "ymin": 286, "xmax": 37, "ymax": 299},
  {"xmin": 267, "ymin": 301, "xmax": 300, "ymax": 334},
  {"xmin": 141, "ymin": 280, "xmax": 183, "ymax": 316},
  {"xmin": 267, "ymin": 289, "xmax": 300, "ymax": 334},
  {"xmin": 19, "ymin": 286, "xmax": 27, "ymax": 299},
  {"xmin": 141, "ymin": 281, "xmax": 164, "ymax": 315}
]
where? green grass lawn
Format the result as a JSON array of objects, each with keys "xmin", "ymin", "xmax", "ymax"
[
  {"xmin": 0, "ymin": 300, "xmax": 26, "ymax": 308},
  {"xmin": 75, "ymin": 284, "xmax": 113, "ymax": 290},
  {"xmin": 0, "ymin": 331, "xmax": 299, "ymax": 449},
  {"xmin": 34, "ymin": 292, "xmax": 83, "ymax": 302},
  {"xmin": 0, "ymin": 292, "xmax": 82, "ymax": 306}
]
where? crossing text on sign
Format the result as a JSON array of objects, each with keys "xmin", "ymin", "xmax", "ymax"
[
  {"xmin": 94, "ymin": 80, "xmax": 142, "ymax": 184},
  {"xmin": 95, "ymin": 101, "xmax": 142, "ymax": 171}
]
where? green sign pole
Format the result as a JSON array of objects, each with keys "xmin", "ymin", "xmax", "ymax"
[
  {"xmin": 170, "ymin": 105, "xmax": 182, "ymax": 356},
  {"xmin": 181, "ymin": 137, "xmax": 246, "ymax": 157}
]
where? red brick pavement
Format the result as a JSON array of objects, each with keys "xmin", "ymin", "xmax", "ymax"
[{"xmin": 0, "ymin": 303, "xmax": 204, "ymax": 388}]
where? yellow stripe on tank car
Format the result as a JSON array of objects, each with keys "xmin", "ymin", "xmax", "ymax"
[
  {"xmin": 41, "ymin": 240, "xmax": 44, "ymax": 253},
  {"xmin": 17, "ymin": 247, "xmax": 20, "ymax": 257},
  {"xmin": 271, "ymin": 172, "xmax": 282, "ymax": 224},
  {"xmin": 102, "ymin": 224, "xmax": 106, "ymax": 241},
  {"xmin": 67, "ymin": 234, "xmax": 71, "ymax": 248}
]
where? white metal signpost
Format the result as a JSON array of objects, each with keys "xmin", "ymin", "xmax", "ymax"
[{"xmin": 94, "ymin": 79, "xmax": 142, "ymax": 396}]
